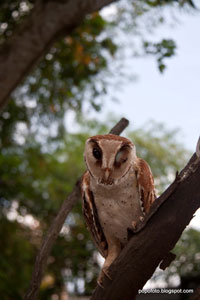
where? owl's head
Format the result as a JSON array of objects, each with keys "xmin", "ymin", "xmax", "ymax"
[{"xmin": 84, "ymin": 134, "xmax": 136, "ymax": 185}]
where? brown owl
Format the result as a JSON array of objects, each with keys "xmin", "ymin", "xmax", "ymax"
[{"xmin": 81, "ymin": 134, "xmax": 156, "ymax": 286}]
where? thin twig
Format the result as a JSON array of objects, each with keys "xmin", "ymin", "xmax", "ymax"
[{"xmin": 24, "ymin": 118, "xmax": 129, "ymax": 300}]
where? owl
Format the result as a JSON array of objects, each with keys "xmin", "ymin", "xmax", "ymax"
[{"xmin": 81, "ymin": 134, "xmax": 156, "ymax": 286}]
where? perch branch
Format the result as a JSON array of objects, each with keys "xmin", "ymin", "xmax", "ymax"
[
  {"xmin": 24, "ymin": 118, "xmax": 129, "ymax": 300},
  {"xmin": 90, "ymin": 137, "xmax": 200, "ymax": 300},
  {"xmin": 109, "ymin": 118, "xmax": 129, "ymax": 135}
]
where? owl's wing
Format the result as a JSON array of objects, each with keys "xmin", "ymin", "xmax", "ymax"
[
  {"xmin": 135, "ymin": 158, "xmax": 156, "ymax": 214},
  {"xmin": 81, "ymin": 171, "xmax": 108, "ymax": 258}
]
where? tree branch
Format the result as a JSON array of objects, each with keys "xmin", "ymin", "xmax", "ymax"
[
  {"xmin": 109, "ymin": 118, "xmax": 129, "ymax": 135},
  {"xmin": 0, "ymin": 0, "xmax": 118, "ymax": 111},
  {"xmin": 24, "ymin": 117, "xmax": 129, "ymax": 300},
  {"xmin": 90, "ymin": 138, "xmax": 200, "ymax": 300}
]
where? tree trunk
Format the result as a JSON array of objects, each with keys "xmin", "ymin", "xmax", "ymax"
[{"xmin": 0, "ymin": 0, "xmax": 117, "ymax": 111}]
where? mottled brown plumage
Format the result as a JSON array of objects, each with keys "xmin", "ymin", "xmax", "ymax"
[{"xmin": 81, "ymin": 134, "xmax": 156, "ymax": 285}]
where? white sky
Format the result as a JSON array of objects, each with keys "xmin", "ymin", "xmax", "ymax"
[{"xmin": 95, "ymin": 6, "xmax": 200, "ymax": 153}]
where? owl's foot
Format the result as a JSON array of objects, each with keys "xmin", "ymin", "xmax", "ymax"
[
  {"xmin": 97, "ymin": 272, "xmax": 106, "ymax": 288},
  {"xmin": 97, "ymin": 267, "xmax": 112, "ymax": 288},
  {"xmin": 97, "ymin": 276, "xmax": 105, "ymax": 289},
  {"xmin": 132, "ymin": 217, "xmax": 144, "ymax": 230},
  {"xmin": 131, "ymin": 220, "xmax": 137, "ymax": 230},
  {"xmin": 102, "ymin": 266, "xmax": 112, "ymax": 280},
  {"xmin": 127, "ymin": 221, "xmax": 138, "ymax": 240}
]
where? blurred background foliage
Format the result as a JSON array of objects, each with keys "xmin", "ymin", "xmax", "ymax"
[{"xmin": 0, "ymin": 0, "xmax": 198, "ymax": 299}]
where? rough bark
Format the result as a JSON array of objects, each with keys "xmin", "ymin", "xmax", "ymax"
[
  {"xmin": 0, "ymin": 0, "xmax": 118, "ymax": 111},
  {"xmin": 24, "ymin": 118, "xmax": 129, "ymax": 300},
  {"xmin": 90, "ymin": 138, "xmax": 200, "ymax": 300}
]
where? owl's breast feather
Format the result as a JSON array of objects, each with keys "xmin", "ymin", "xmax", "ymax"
[{"xmin": 91, "ymin": 170, "xmax": 143, "ymax": 245}]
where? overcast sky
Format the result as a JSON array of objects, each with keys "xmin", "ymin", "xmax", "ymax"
[{"xmin": 94, "ymin": 5, "xmax": 200, "ymax": 153}]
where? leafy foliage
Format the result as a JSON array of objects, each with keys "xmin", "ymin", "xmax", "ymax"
[
  {"xmin": 172, "ymin": 228, "xmax": 200, "ymax": 278},
  {"xmin": 0, "ymin": 0, "xmax": 196, "ymax": 156},
  {"xmin": 0, "ymin": 217, "xmax": 35, "ymax": 300},
  {"xmin": 144, "ymin": 39, "xmax": 176, "ymax": 73}
]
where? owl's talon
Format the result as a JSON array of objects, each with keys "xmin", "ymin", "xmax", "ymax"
[
  {"xmin": 131, "ymin": 221, "xmax": 137, "ymax": 230},
  {"xmin": 139, "ymin": 216, "xmax": 144, "ymax": 222},
  {"xmin": 97, "ymin": 268, "xmax": 112, "ymax": 288},
  {"xmin": 97, "ymin": 271, "xmax": 105, "ymax": 288},
  {"xmin": 97, "ymin": 267, "xmax": 112, "ymax": 287},
  {"xmin": 97, "ymin": 279, "xmax": 105, "ymax": 289},
  {"xmin": 103, "ymin": 268, "xmax": 112, "ymax": 280}
]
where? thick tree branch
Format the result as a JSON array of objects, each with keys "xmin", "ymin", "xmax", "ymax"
[
  {"xmin": 0, "ymin": 0, "xmax": 118, "ymax": 111},
  {"xmin": 90, "ymin": 137, "xmax": 200, "ymax": 300},
  {"xmin": 24, "ymin": 118, "xmax": 129, "ymax": 300}
]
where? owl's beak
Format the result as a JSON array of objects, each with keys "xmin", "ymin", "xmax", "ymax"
[
  {"xmin": 105, "ymin": 169, "xmax": 110, "ymax": 180},
  {"xmin": 100, "ymin": 168, "xmax": 113, "ymax": 185}
]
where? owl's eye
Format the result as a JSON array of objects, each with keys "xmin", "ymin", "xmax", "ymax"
[
  {"xmin": 115, "ymin": 145, "xmax": 129, "ymax": 166},
  {"xmin": 116, "ymin": 151, "xmax": 127, "ymax": 164},
  {"xmin": 93, "ymin": 147, "xmax": 102, "ymax": 160}
]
